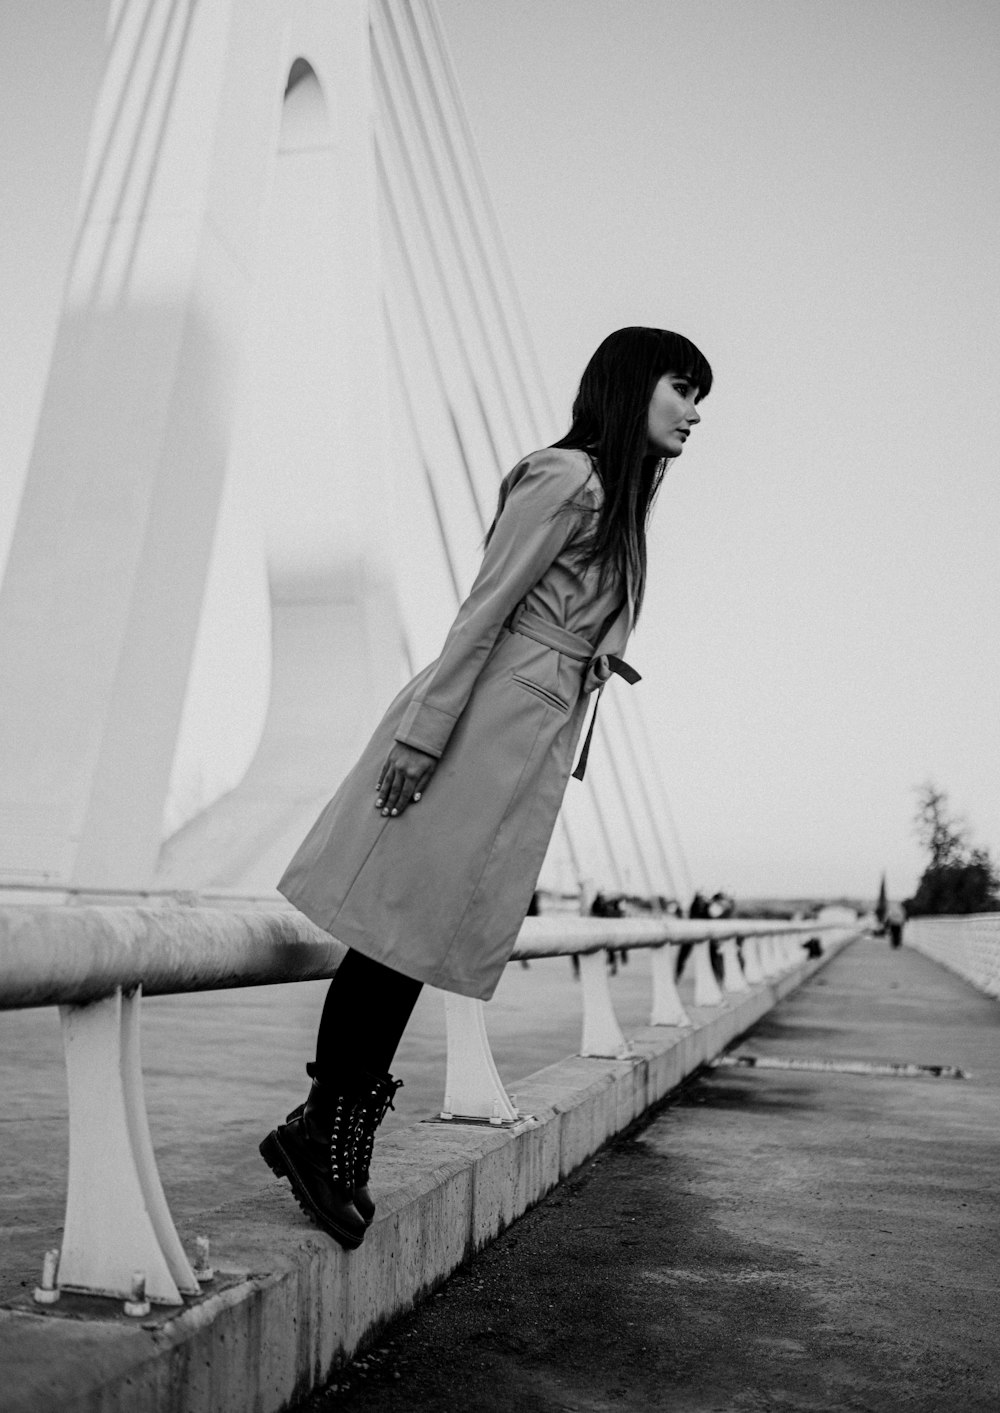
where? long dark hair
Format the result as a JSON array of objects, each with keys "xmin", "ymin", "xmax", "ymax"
[{"xmin": 552, "ymin": 326, "xmax": 712, "ymax": 622}]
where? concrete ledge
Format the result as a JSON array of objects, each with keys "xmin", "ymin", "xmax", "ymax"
[{"xmin": 3, "ymin": 940, "xmax": 851, "ymax": 1413}]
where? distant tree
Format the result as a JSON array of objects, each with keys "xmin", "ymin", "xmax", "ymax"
[
  {"xmin": 913, "ymin": 784, "xmax": 968, "ymax": 868},
  {"xmin": 906, "ymin": 783, "xmax": 1000, "ymax": 916},
  {"xmin": 875, "ymin": 873, "xmax": 888, "ymax": 924}
]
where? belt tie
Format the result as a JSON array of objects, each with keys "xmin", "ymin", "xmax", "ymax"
[
  {"xmin": 508, "ymin": 606, "xmax": 641, "ymax": 780},
  {"xmin": 571, "ymin": 657, "xmax": 640, "ymax": 780}
]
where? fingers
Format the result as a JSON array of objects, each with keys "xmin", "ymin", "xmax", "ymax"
[
  {"xmin": 375, "ymin": 751, "xmax": 395, "ymax": 807},
  {"xmin": 375, "ymin": 755, "xmax": 436, "ymax": 818},
  {"xmin": 384, "ymin": 765, "xmax": 408, "ymax": 816}
]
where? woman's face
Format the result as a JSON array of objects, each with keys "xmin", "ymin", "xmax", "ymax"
[{"xmin": 646, "ymin": 372, "xmax": 702, "ymax": 456}]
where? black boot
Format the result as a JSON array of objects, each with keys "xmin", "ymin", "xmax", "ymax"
[
  {"xmin": 352, "ymin": 1072, "xmax": 403, "ymax": 1226},
  {"xmin": 260, "ymin": 1077, "xmax": 366, "ymax": 1250},
  {"xmin": 285, "ymin": 1065, "xmax": 402, "ymax": 1227}
]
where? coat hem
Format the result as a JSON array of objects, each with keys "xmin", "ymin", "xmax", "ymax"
[{"xmin": 275, "ymin": 889, "xmax": 502, "ymax": 1001}]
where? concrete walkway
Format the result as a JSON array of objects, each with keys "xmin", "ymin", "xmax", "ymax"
[{"xmin": 293, "ymin": 939, "xmax": 1000, "ymax": 1413}]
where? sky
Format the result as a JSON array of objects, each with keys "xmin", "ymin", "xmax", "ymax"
[
  {"xmin": 0, "ymin": 2, "xmax": 996, "ymax": 906},
  {"xmin": 436, "ymin": 0, "xmax": 1000, "ymax": 902}
]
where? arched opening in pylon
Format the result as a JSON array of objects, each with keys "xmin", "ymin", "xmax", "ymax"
[{"xmin": 158, "ymin": 50, "xmax": 399, "ymax": 889}]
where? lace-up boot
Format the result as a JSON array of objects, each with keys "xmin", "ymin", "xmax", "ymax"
[
  {"xmin": 260, "ymin": 1076, "xmax": 366, "ymax": 1250},
  {"xmin": 284, "ymin": 1065, "xmax": 402, "ymax": 1227},
  {"xmin": 351, "ymin": 1072, "xmax": 403, "ymax": 1225}
]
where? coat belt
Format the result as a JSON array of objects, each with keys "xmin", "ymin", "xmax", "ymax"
[{"xmin": 507, "ymin": 605, "xmax": 641, "ymax": 780}]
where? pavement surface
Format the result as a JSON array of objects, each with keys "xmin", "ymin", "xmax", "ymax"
[{"xmin": 291, "ymin": 939, "xmax": 1000, "ymax": 1413}]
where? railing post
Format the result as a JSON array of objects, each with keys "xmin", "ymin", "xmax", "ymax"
[
  {"xmin": 650, "ymin": 943, "xmax": 692, "ymax": 1026},
  {"xmin": 719, "ymin": 937, "xmax": 749, "ymax": 994},
  {"xmin": 439, "ymin": 992, "xmax": 519, "ymax": 1124},
  {"xmin": 783, "ymin": 935, "xmax": 803, "ymax": 968},
  {"xmin": 758, "ymin": 935, "xmax": 782, "ymax": 978},
  {"xmin": 578, "ymin": 950, "xmax": 632, "ymax": 1058},
  {"xmin": 57, "ymin": 986, "xmax": 199, "ymax": 1303},
  {"xmin": 740, "ymin": 935, "xmax": 765, "ymax": 984},
  {"xmin": 691, "ymin": 939, "xmax": 724, "ymax": 1007}
]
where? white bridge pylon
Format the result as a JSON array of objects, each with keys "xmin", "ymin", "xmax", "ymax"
[{"xmin": 0, "ymin": 0, "xmax": 689, "ymax": 908}]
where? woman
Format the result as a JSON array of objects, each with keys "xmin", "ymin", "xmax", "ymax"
[{"xmin": 260, "ymin": 326, "xmax": 712, "ymax": 1249}]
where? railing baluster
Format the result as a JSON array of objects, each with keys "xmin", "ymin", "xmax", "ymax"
[
  {"xmin": 439, "ymin": 991, "xmax": 519, "ymax": 1124},
  {"xmin": 758, "ymin": 935, "xmax": 781, "ymax": 977},
  {"xmin": 691, "ymin": 939, "xmax": 724, "ymax": 1007},
  {"xmin": 578, "ymin": 950, "xmax": 632, "ymax": 1058},
  {"xmin": 649, "ymin": 943, "xmax": 691, "ymax": 1026},
  {"xmin": 781, "ymin": 935, "xmax": 800, "ymax": 969},
  {"xmin": 740, "ymin": 935, "xmax": 765, "ymax": 984},
  {"xmin": 719, "ymin": 937, "xmax": 749, "ymax": 994},
  {"xmin": 58, "ymin": 986, "xmax": 199, "ymax": 1302},
  {"xmin": 119, "ymin": 986, "xmax": 202, "ymax": 1294}
]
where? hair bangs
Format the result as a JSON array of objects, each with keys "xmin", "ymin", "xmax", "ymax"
[{"xmin": 650, "ymin": 329, "xmax": 713, "ymax": 400}]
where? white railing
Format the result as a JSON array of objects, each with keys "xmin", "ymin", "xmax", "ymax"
[
  {"xmin": 0, "ymin": 895, "xmax": 858, "ymax": 1308},
  {"xmin": 905, "ymin": 914, "xmax": 1000, "ymax": 998}
]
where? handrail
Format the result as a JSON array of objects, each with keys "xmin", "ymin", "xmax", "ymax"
[
  {"xmin": 0, "ymin": 903, "xmax": 344, "ymax": 1010},
  {"xmin": 512, "ymin": 914, "xmax": 832, "ymax": 958},
  {"xmin": 0, "ymin": 893, "xmax": 859, "ymax": 1308},
  {"xmin": 0, "ymin": 899, "xmax": 834, "ymax": 1011}
]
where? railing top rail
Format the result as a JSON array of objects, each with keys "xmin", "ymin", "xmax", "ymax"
[
  {"xmin": 0, "ymin": 901, "xmax": 846, "ymax": 1012},
  {"xmin": 907, "ymin": 912, "xmax": 1000, "ymax": 926},
  {"xmin": 510, "ymin": 914, "xmax": 835, "ymax": 959}
]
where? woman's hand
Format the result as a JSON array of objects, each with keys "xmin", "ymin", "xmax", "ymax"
[{"xmin": 376, "ymin": 743, "xmax": 438, "ymax": 817}]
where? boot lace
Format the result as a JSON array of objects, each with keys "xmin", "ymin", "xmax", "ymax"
[
  {"xmin": 328, "ymin": 1092, "xmax": 361, "ymax": 1188},
  {"xmin": 354, "ymin": 1076, "xmax": 403, "ymax": 1185}
]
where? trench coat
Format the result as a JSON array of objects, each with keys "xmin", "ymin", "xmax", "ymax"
[{"xmin": 276, "ymin": 446, "xmax": 635, "ymax": 1000}]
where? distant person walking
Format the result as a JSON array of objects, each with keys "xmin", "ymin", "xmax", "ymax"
[
  {"xmin": 688, "ymin": 892, "xmax": 710, "ymax": 920},
  {"xmin": 886, "ymin": 902, "xmax": 905, "ymax": 949},
  {"xmin": 260, "ymin": 327, "xmax": 712, "ymax": 1249}
]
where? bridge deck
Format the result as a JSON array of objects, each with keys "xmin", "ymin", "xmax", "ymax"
[{"xmin": 293, "ymin": 938, "xmax": 999, "ymax": 1412}]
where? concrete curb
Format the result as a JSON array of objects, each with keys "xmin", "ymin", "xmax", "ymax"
[{"xmin": 3, "ymin": 942, "xmax": 849, "ymax": 1413}]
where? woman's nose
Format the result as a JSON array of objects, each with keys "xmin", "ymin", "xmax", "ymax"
[{"xmin": 687, "ymin": 402, "xmax": 701, "ymax": 424}]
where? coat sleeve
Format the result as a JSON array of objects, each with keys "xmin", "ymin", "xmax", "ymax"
[{"xmin": 394, "ymin": 448, "xmax": 593, "ymax": 758}]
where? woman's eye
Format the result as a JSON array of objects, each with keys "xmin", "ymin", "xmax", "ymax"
[{"xmin": 672, "ymin": 381, "xmax": 691, "ymax": 398}]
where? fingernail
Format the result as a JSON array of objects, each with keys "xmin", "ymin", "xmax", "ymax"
[
  {"xmin": 390, "ymin": 808, "xmax": 398, "ymax": 816},
  {"xmin": 382, "ymin": 809, "xmax": 389, "ymax": 817},
  {"xmin": 375, "ymin": 798, "xmax": 382, "ymax": 807},
  {"xmin": 413, "ymin": 792, "xmax": 422, "ymax": 802}
]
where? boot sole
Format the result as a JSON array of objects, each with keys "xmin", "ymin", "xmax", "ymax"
[{"xmin": 259, "ymin": 1131, "xmax": 365, "ymax": 1251}]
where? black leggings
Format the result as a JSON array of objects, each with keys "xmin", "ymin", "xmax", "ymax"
[{"xmin": 314, "ymin": 948, "xmax": 422, "ymax": 1081}]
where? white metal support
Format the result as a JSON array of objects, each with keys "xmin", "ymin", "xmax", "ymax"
[
  {"xmin": 741, "ymin": 935, "xmax": 765, "ymax": 984},
  {"xmin": 440, "ymin": 992, "xmax": 519, "ymax": 1124},
  {"xmin": 691, "ymin": 940, "xmax": 725, "ymax": 1007},
  {"xmin": 758, "ymin": 935, "xmax": 780, "ymax": 978},
  {"xmin": 719, "ymin": 938, "xmax": 750, "ymax": 994},
  {"xmin": 783, "ymin": 936, "xmax": 804, "ymax": 969},
  {"xmin": 578, "ymin": 950, "xmax": 632, "ymax": 1058},
  {"xmin": 649, "ymin": 944, "xmax": 692, "ymax": 1027},
  {"xmin": 58, "ymin": 987, "xmax": 199, "ymax": 1303}
]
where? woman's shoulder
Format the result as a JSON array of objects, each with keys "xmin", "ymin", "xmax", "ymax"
[{"xmin": 506, "ymin": 445, "xmax": 599, "ymax": 502}]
